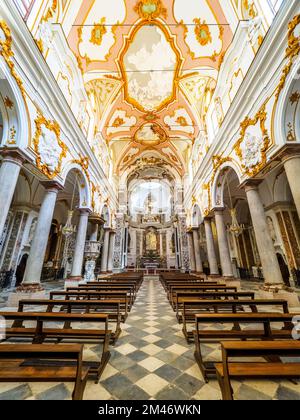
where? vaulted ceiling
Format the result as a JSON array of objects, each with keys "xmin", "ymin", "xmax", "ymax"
[{"xmin": 65, "ymin": 0, "xmax": 234, "ymax": 176}]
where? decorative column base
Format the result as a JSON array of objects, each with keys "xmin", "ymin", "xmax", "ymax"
[
  {"xmin": 9, "ymin": 284, "xmax": 46, "ymax": 307},
  {"xmin": 82, "ymin": 259, "xmax": 96, "ymax": 284},
  {"xmin": 64, "ymin": 276, "xmax": 81, "ymax": 289},
  {"xmin": 221, "ymin": 276, "xmax": 241, "ymax": 288},
  {"xmin": 16, "ymin": 283, "xmax": 44, "ymax": 293},
  {"xmin": 259, "ymin": 284, "xmax": 300, "ymax": 307}
]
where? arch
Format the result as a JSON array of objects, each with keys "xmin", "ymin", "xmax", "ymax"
[
  {"xmin": 275, "ymin": 56, "xmax": 300, "ymax": 146},
  {"xmin": 0, "ymin": 60, "xmax": 29, "ymax": 148},
  {"xmin": 211, "ymin": 161, "xmax": 243, "ymax": 209},
  {"xmin": 192, "ymin": 203, "xmax": 203, "ymax": 227},
  {"xmin": 61, "ymin": 162, "xmax": 92, "ymax": 209}
]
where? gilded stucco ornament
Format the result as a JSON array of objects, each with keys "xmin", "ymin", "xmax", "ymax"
[
  {"xmin": 193, "ymin": 19, "xmax": 212, "ymax": 47},
  {"xmin": 36, "ymin": 0, "xmax": 57, "ymax": 53},
  {"xmin": 276, "ymin": 14, "xmax": 300, "ymax": 100},
  {"xmin": 4, "ymin": 96, "xmax": 13, "ymax": 109},
  {"xmin": 0, "ymin": 20, "xmax": 25, "ymax": 99},
  {"xmin": 234, "ymin": 104, "xmax": 269, "ymax": 177},
  {"xmin": 33, "ymin": 113, "xmax": 68, "ymax": 179},
  {"xmin": 134, "ymin": 0, "xmax": 167, "ymax": 21},
  {"xmin": 72, "ymin": 155, "xmax": 90, "ymax": 183},
  {"xmin": 90, "ymin": 18, "xmax": 107, "ymax": 46}
]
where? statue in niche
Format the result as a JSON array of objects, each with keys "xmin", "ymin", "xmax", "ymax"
[{"xmin": 146, "ymin": 228, "xmax": 157, "ymax": 251}]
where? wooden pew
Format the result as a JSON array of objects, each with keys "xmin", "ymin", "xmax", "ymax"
[
  {"xmin": 181, "ymin": 299, "xmax": 289, "ymax": 342},
  {"xmin": 215, "ymin": 341, "xmax": 300, "ymax": 400},
  {"xmin": 168, "ymin": 285, "xmax": 237, "ymax": 307},
  {"xmin": 0, "ymin": 344, "xmax": 89, "ymax": 400},
  {"xmin": 174, "ymin": 291, "xmax": 255, "ymax": 320},
  {"xmin": 50, "ymin": 290, "xmax": 129, "ymax": 319},
  {"xmin": 162, "ymin": 280, "xmax": 219, "ymax": 293},
  {"xmin": 15, "ymin": 299, "xmax": 122, "ymax": 344},
  {"xmin": 193, "ymin": 312, "xmax": 299, "ymax": 382},
  {"xmin": 1, "ymin": 311, "xmax": 111, "ymax": 381},
  {"xmin": 70, "ymin": 284, "xmax": 136, "ymax": 304}
]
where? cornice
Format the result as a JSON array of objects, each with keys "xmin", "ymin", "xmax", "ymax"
[{"xmin": 1, "ymin": 0, "xmax": 117, "ymax": 206}]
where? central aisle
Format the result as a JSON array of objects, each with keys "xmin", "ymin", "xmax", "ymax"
[{"xmin": 97, "ymin": 276, "xmax": 213, "ymax": 400}]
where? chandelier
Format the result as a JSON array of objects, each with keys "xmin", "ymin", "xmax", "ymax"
[
  {"xmin": 228, "ymin": 208, "xmax": 245, "ymax": 237},
  {"xmin": 226, "ymin": 175, "xmax": 244, "ymax": 237},
  {"xmin": 62, "ymin": 173, "xmax": 78, "ymax": 237},
  {"xmin": 62, "ymin": 210, "xmax": 76, "ymax": 237}
]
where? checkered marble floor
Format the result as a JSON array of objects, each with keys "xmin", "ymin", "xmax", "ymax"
[{"xmin": 0, "ymin": 277, "xmax": 300, "ymax": 400}]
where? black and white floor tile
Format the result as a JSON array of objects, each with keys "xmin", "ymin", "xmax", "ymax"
[{"xmin": 0, "ymin": 277, "xmax": 300, "ymax": 400}]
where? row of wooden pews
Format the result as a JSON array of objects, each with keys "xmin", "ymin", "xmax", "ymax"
[
  {"xmin": 160, "ymin": 271, "xmax": 300, "ymax": 400},
  {"xmin": 0, "ymin": 271, "xmax": 143, "ymax": 399}
]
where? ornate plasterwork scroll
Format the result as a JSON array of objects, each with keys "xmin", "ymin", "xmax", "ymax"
[
  {"xmin": 0, "ymin": 20, "xmax": 25, "ymax": 99},
  {"xmin": 275, "ymin": 14, "xmax": 300, "ymax": 100},
  {"xmin": 33, "ymin": 113, "xmax": 68, "ymax": 179},
  {"xmin": 234, "ymin": 104, "xmax": 269, "ymax": 177}
]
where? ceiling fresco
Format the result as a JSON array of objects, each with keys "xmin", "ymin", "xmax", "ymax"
[{"xmin": 65, "ymin": 0, "xmax": 233, "ymax": 175}]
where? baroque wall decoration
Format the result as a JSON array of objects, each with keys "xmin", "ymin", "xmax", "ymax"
[
  {"xmin": 234, "ymin": 104, "xmax": 270, "ymax": 176},
  {"xmin": 33, "ymin": 112, "xmax": 68, "ymax": 179}
]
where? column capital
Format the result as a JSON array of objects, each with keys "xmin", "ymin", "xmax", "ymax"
[
  {"xmin": 77, "ymin": 208, "xmax": 92, "ymax": 216},
  {"xmin": 239, "ymin": 179, "xmax": 262, "ymax": 192},
  {"xmin": 275, "ymin": 144, "xmax": 300, "ymax": 164},
  {"xmin": 212, "ymin": 206, "xmax": 225, "ymax": 215},
  {"xmin": 40, "ymin": 180, "xmax": 64, "ymax": 193},
  {"xmin": 88, "ymin": 212, "xmax": 105, "ymax": 225},
  {"xmin": 0, "ymin": 147, "xmax": 28, "ymax": 166}
]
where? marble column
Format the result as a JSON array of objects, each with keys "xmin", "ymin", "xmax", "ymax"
[
  {"xmin": 21, "ymin": 182, "xmax": 62, "ymax": 288},
  {"xmin": 193, "ymin": 229, "xmax": 203, "ymax": 273},
  {"xmin": 0, "ymin": 150, "xmax": 25, "ymax": 240},
  {"xmin": 101, "ymin": 229, "xmax": 110, "ymax": 272},
  {"xmin": 107, "ymin": 231, "xmax": 115, "ymax": 272},
  {"xmin": 283, "ymin": 155, "xmax": 300, "ymax": 221},
  {"xmin": 188, "ymin": 232, "xmax": 196, "ymax": 271},
  {"xmin": 204, "ymin": 218, "xmax": 219, "ymax": 275},
  {"xmin": 70, "ymin": 209, "xmax": 90, "ymax": 278},
  {"xmin": 214, "ymin": 209, "xmax": 234, "ymax": 277},
  {"xmin": 244, "ymin": 181, "xmax": 283, "ymax": 286}
]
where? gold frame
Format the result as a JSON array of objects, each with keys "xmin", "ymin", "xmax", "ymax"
[{"xmin": 118, "ymin": 19, "xmax": 183, "ymax": 114}]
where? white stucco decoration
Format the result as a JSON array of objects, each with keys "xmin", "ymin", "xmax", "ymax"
[
  {"xmin": 39, "ymin": 125, "xmax": 62, "ymax": 172},
  {"xmin": 240, "ymin": 126, "xmax": 264, "ymax": 169}
]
